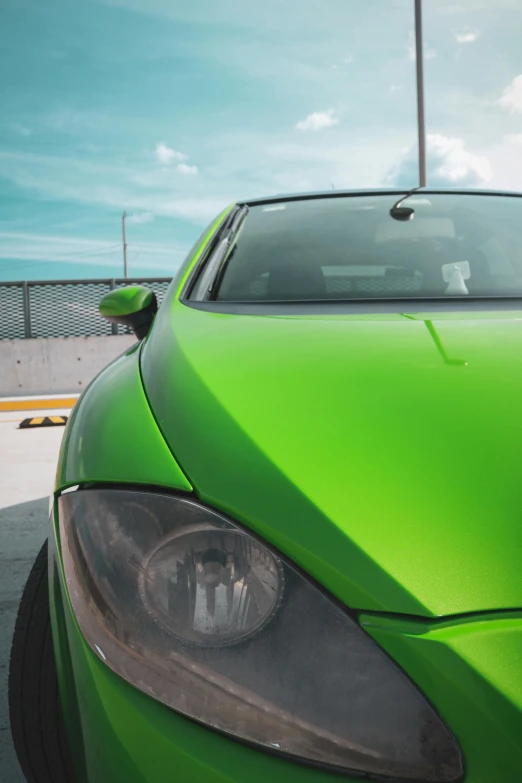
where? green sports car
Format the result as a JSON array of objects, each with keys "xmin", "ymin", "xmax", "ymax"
[{"xmin": 10, "ymin": 189, "xmax": 522, "ymax": 783}]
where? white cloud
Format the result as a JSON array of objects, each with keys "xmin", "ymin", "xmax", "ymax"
[
  {"xmin": 407, "ymin": 31, "xmax": 436, "ymax": 61},
  {"xmin": 498, "ymin": 75, "xmax": 522, "ymax": 114},
  {"xmin": 504, "ymin": 133, "xmax": 522, "ymax": 145},
  {"xmin": 454, "ymin": 29, "xmax": 480, "ymax": 44},
  {"xmin": 480, "ymin": 137, "xmax": 522, "ymax": 191},
  {"xmin": 296, "ymin": 109, "xmax": 339, "ymax": 132},
  {"xmin": 386, "ymin": 134, "xmax": 492, "ymax": 188},
  {"xmin": 0, "ymin": 231, "xmax": 187, "ymax": 271},
  {"xmin": 177, "ymin": 162, "xmax": 198, "ymax": 175},
  {"xmin": 127, "ymin": 211, "xmax": 154, "ymax": 224},
  {"xmin": 155, "ymin": 143, "xmax": 198, "ymax": 174},
  {"xmin": 154, "ymin": 142, "xmax": 188, "ymax": 165},
  {"xmin": 0, "ymin": 123, "xmax": 419, "ymax": 231},
  {"xmin": 389, "ymin": 83, "xmax": 404, "ymax": 94},
  {"xmin": 0, "ymin": 232, "xmax": 120, "ymax": 264},
  {"xmin": 332, "ymin": 54, "xmax": 353, "ymax": 70},
  {"xmin": 0, "ymin": 150, "xmax": 227, "ymax": 224}
]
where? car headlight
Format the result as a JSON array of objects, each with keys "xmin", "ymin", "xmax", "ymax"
[
  {"xmin": 138, "ymin": 525, "xmax": 284, "ymax": 646},
  {"xmin": 59, "ymin": 488, "xmax": 463, "ymax": 781}
]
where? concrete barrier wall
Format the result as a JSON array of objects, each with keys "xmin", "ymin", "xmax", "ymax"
[{"xmin": 0, "ymin": 335, "xmax": 137, "ymax": 396}]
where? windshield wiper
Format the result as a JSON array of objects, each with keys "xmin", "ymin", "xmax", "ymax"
[{"xmin": 207, "ymin": 205, "xmax": 249, "ymax": 300}]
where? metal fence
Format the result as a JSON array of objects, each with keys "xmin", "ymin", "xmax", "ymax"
[{"xmin": 0, "ymin": 278, "xmax": 172, "ymax": 340}]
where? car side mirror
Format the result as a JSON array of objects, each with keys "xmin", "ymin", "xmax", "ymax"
[{"xmin": 99, "ymin": 284, "xmax": 158, "ymax": 340}]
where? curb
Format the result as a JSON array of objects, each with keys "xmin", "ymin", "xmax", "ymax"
[
  {"xmin": 19, "ymin": 415, "xmax": 69, "ymax": 429},
  {"xmin": 0, "ymin": 395, "xmax": 79, "ymax": 412}
]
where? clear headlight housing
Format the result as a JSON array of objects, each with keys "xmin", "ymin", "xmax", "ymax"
[{"xmin": 59, "ymin": 489, "xmax": 463, "ymax": 781}]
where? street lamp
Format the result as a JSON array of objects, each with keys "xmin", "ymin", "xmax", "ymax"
[{"xmin": 414, "ymin": 0, "xmax": 427, "ymax": 187}]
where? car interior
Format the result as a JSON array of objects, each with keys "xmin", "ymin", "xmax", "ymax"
[{"xmin": 213, "ymin": 199, "xmax": 522, "ymax": 302}]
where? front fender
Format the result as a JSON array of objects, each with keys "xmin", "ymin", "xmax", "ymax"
[{"xmin": 55, "ymin": 343, "xmax": 191, "ymax": 493}]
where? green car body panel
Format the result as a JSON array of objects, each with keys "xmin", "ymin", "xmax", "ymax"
[
  {"xmin": 142, "ymin": 292, "xmax": 522, "ymax": 618},
  {"xmin": 56, "ymin": 343, "xmax": 191, "ymax": 493},
  {"xmin": 99, "ymin": 284, "xmax": 155, "ymax": 318},
  {"xmin": 361, "ymin": 611, "xmax": 522, "ymax": 783},
  {"xmin": 49, "ymin": 523, "xmax": 522, "ymax": 782},
  {"xmin": 50, "ymin": 195, "xmax": 522, "ymax": 781}
]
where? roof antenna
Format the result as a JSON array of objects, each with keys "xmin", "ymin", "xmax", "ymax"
[
  {"xmin": 389, "ymin": 185, "xmax": 423, "ymax": 221},
  {"xmin": 389, "ymin": 2, "xmax": 427, "ymax": 223}
]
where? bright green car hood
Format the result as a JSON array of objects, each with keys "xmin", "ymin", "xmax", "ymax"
[{"xmin": 142, "ymin": 300, "xmax": 522, "ymax": 618}]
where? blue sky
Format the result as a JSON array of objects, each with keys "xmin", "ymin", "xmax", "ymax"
[{"xmin": 1, "ymin": 0, "xmax": 522, "ymax": 280}]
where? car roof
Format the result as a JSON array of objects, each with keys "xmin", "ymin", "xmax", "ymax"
[{"xmin": 240, "ymin": 187, "xmax": 522, "ymax": 207}]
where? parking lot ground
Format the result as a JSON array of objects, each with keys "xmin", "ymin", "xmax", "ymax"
[{"xmin": 0, "ymin": 405, "xmax": 69, "ymax": 783}]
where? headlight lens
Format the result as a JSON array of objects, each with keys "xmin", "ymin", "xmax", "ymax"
[
  {"xmin": 59, "ymin": 489, "xmax": 462, "ymax": 781},
  {"xmin": 139, "ymin": 526, "xmax": 283, "ymax": 646}
]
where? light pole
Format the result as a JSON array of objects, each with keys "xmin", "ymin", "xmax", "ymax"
[
  {"xmin": 122, "ymin": 210, "xmax": 128, "ymax": 279},
  {"xmin": 414, "ymin": 0, "xmax": 427, "ymax": 187}
]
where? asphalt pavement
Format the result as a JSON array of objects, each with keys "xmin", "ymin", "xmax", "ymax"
[{"xmin": 0, "ymin": 408, "xmax": 67, "ymax": 783}]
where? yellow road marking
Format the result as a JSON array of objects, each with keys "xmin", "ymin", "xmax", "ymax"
[{"xmin": 0, "ymin": 397, "xmax": 78, "ymax": 412}]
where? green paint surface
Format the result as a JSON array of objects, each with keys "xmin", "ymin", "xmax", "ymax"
[
  {"xmin": 142, "ymin": 298, "xmax": 522, "ymax": 617},
  {"xmin": 99, "ymin": 285, "xmax": 154, "ymax": 318},
  {"xmin": 362, "ymin": 611, "xmax": 522, "ymax": 781},
  {"xmin": 56, "ymin": 343, "xmax": 191, "ymax": 492},
  {"xmin": 51, "ymin": 535, "xmax": 522, "ymax": 782}
]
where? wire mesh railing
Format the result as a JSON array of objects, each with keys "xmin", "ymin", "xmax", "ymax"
[{"xmin": 0, "ymin": 278, "xmax": 172, "ymax": 339}]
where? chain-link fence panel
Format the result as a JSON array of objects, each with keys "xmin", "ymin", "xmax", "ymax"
[
  {"xmin": 0, "ymin": 284, "xmax": 25, "ymax": 339},
  {"xmin": 29, "ymin": 281, "xmax": 113, "ymax": 338},
  {"xmin": 0, "ymin": 278, "xmax": 172, "ymax": 339}
]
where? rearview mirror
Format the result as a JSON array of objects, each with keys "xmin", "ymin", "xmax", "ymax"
[{"xmin": 99, "ymin": 285, "xmax": 158, "ymax": 340}]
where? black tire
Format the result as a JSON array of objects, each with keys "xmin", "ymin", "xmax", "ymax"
[{"xmin": 9, "ymin": 540, "xmax": 76, "ymax": 783}]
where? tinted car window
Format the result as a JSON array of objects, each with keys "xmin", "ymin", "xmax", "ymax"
[{"xmin": 211, "ymin": 194, "xmax": 522, "ymax": 301}]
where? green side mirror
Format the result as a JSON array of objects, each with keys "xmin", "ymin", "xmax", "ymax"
[{"xmin": 99, "ymin": 285, "xmax": 158, "ymax": 340}]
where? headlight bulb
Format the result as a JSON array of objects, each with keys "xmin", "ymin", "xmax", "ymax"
[{"xmin": 139, "ymin": 526, "xmax": 284, "ymax": 646}]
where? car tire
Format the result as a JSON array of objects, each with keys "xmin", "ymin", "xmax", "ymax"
[{"xmin": 9, "ymin": 540, "xmax": 76, "ymax": 783}]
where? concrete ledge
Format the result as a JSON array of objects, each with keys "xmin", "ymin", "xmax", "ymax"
[{"xmin": 0, "ymin": 335, "xmax": 136, "ymax": 396}]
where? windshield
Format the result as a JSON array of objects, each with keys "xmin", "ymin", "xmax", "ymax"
[{"xmin": 208, "ymin": 194, "xmax": 522, "ymax": 302}]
